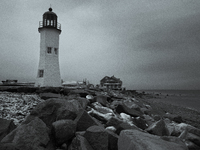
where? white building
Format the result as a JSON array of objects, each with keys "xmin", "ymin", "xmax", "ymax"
[{"xmin": 35, "ymin": 8, "xmax": 62, "ymax": 87}]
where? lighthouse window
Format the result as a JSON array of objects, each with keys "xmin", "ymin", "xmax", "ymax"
[
  {"xmin": 47, "ymin": 47, "xmax": 52, "ymax": 53},
  {"xmin": 38, "ymin": 70, "xmax": 44, "ymax": 78},
  {"xmin": 54, "ymin": 48, "xmax": 58, "ymax": 54},
  {"xmin": 54, "ymin": 20, "xmax": 56, "ymax": 27}
]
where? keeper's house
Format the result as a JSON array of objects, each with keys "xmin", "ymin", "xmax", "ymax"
[{"xmin": 100, "ymin": 75, "xmax": 122, "ymax": 90}]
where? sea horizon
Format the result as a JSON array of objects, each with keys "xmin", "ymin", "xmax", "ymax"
[{"xmin": 137, "ymin": 89, "xmax": 200, "ymax": 96}]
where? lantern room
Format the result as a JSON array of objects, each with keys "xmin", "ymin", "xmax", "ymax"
[{"xmin": 38, "ymin": 8, "xmax": 61, "ymax": 32}]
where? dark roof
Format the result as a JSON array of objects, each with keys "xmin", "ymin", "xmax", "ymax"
[
  {"xmin": 43, "ymin": 8, "xmax": 57, "ymax": 17},
  {"xmin": 100, "ymin": 76, "xmax": 121, "ymax": 82}
]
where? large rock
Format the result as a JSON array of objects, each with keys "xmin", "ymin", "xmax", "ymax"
[
  {"xmin": 75, "ymin": 97, "xmax": 89, "ymax": 110},
  {"xmin": 74, "ymin": 109, "xmax": 101, "ymax": 131},
  {"xmin": 171, "ymin": 123, "xmax": 200, "ymax": 137},
  {"xmin": 1, "ymin": 117, "xmax": 50, "ymax": 150},
  {"xmin": 84, "ymin": 126, "xmax": 108, "ymax": 150},
  {"xmin": 116, "ymin": 122, "xmax": 140, "ymax": 135},
  {"xmin": 0, "ymin": 118, "xmax": 16, "ymax": 141},
  {"xmin": 143, "ymin": 114, "xmax": 155, "ymax": 126},
  {"xmin": 23, "ymin": 99, "xmax": 81, "ymax": 128},
  {"xmin": 184, "ymin": 140, "xmax": 200, "ymax": 150},
  {"xmin": 94, "ymin": 95, "xmax": 109, "ymax": 106},
  {"xmin": 179, "ymin": 129, "xmax": 200, "ymax": 148},
  {"xmin": 116, "ymin": 103, "xmax": 142, "ymax": 117},
  {"xmin": 68, "ymin": 135, "xmax": 93, "ymax": 150},
  {"xmin": 123, "ymin": 100, "xmax": 141, "ymax": 111},
  {"xmin": 146, "ymin": 119, "xmax": 169, "ymax": 136},
  {"xmin": 120, "ymin": 113, "xmax": 135, "ymax": 126},
  {"xmin": 118, "ymin": 129, "xmax": 188, "ymax": 150},
  {"xmin": 0, "ymin": 143, "xmax": 19, "ymax": 150},
  {"xmin": 134, "ymin": 117, "xmax": 148, "ymax": 130},
  {"xmin": 91, "ymin": 102, "xmax": 114, "ymax": 114},
  {"xmin": 106, "ymin": 130, "xmax": 119, "ymax": 150},
  {"xmin": 106, "ymin": 116, "xmax": 124, "ymax": 128},
  {"xmin": 88, "ymin": 108, "xmax": 114, "ymax": 123},
  {"xmin": 52, "ymin": 119, "xmax": 76, "ymax": 146},
  {"xmin": 164, "ymin": 113, "xmax": 182, "ymax": 123},
  {"xmin": 110, "ymin": 100, "xmax": 122, "ymax": 109}
]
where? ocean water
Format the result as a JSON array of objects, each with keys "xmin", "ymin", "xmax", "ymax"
[
  {"xmin": 140, "ymin": 90, "xmax": 200, "ymax": 96},
  {"xmin": 137, "ymin": 90, "xmax": 200, "ymax": 112}
]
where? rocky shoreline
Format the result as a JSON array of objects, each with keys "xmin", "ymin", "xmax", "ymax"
[{"xmin": 0, "ymin": 88, "xmax": 200, "ymax": 150}]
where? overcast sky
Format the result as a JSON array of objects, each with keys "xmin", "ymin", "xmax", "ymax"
[{"xmin": 0, "ymin": 0, "xmax": 200, "ymax": 90}]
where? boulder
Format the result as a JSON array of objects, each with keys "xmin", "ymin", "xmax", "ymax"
[
  {"xmin": 153, "ymin": 115, "xmax": 162, "ymax": 121},
  {"xmin": 105, "ymin": 126, "xmax": 117, "ymax": 132},
  {"xmin": 118, "ymin": 129, "xmax": 188, "ymax": 150},
  {"xmin": 134, "ymin": 117, "xmax": 148, "ymax": 130},
  {"xmin": 0, "ymin": 143, "xmax": 19, "ymax": 150},
  {"xmin": 39, "ymin": 92, "xmax": 61, "ymax": 100},
  {"xmin": 86, "ymin": 95, "xmax": 94, "ymax": 100},
  {"xmin": 173, "ymin": 123, "xmax": 200, "ymax": 137},
  {"xmin": 164, "ymin": 113, "xmax": 182, "ymax": 123},
  {"xmin": 76, "ymin": 97, "xmax": 89, "ymax": 110},
  {"xmin": 1, "ymin": 117, "xmax": 50, "ymax": 150},
  {"xmin": 106, "ymin": 130, "xmax": 119, "ymax": 150},
  {"xmin": 116, "ymin": 103, "xmax": 142, "ymax": 117},
  {"xmin": 143, "ymin": 114, "xmax": 155, "ymax": 126},
  {"xmin": 52, "ymin": 119, "xmax": 76, "ymax": 146},
  {"xmin": 84, "ymin": 126, "xmax": 108, "ymax": 150},
  {"xmin": 74, "ymin": 110, "xmax": 101, "ymax": 131},
  {"xmin": 120, "ymin": 113, "xmax": 134, "ymax": 126},
  {"xmin": 123, "ymin": 100, "xmax": 141, "ymax": 111},
  {"xmin": 146, "ymin": 119, "xmax": 169, "ymax": 136},
  {"xmin": 110, "ymin": 100, "xmax": 122, "ymax": 109},
  {"xmin": 184, "ymin": 140, "xmax": 200, "ymax": 150},
  {"xmin": 23, "ymin": 99, "xmax": 81, "ymax": 128},
  {"xmin": 116, "ymin": 122, "xmax": 140, "ymax": 135},
  {"xmin": 186, "ymin": 132, "xmax": 200, "ymax": 147},
  {"xmin": 75, "ymin": 131, "xmax": 86, "ymax": 136},
  {"xmin": 0, "ymin": 118, "xmax": 16, "ymax": 141},
  {"xmin": 179, "ymin": 129, "xmax": 200, "ymax": 147},
  {"xmin": 88, "ymin": 108, "xmax": 114, "ymax": 123},
  {"xmin": 165, "ymin": 121, "xmax": 177, "ymax": 136},
  {"xmin": 91, "ymin": 102, "xmax": 114, "ymax": 114},
  {"xmin": 94, "ymin": 95, "xmax": 108, "ymax": 106},
  {"xmin": 68, "ymin": 135, "xmax": 93, "ymax": 150},
  {"xmin": 106, "ymin": 116, "xmax": 124, "ymax": 128}
]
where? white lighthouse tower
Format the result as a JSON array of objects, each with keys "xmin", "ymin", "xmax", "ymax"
[{"xmin": 35, "ymin": 8, "xmax": 62, "ymax": 87}]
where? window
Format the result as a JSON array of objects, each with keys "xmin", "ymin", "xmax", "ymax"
[
  {"xmin": 44, "ymin": 19, "xmax": 46, "ymax": 26},
  {"xmin": 54, "ymin": 48, "xmax": 58, "ymax": 55},
  {"xmin": 47, "ymin": 47, "xmax": 52, "ymax": 53},
  {"xmin": 54, "ymin": 20, "xmax": 56, "ymax": 27},
  {"xmin": 38, "ymin": 70, "xmax": 44, "ymax": 78}
]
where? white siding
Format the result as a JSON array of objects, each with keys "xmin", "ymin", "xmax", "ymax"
[{"xmin": 35, "ymin": 28, "xmax": 61, "ymax": 87}]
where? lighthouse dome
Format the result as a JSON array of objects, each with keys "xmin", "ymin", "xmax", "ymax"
[
  {"xmin": 39, "ymin": 7, "xmax": 61, "ymax": 31},
  {"xmin": 43, "ymin": 8, "xmax": 57, "ymax": 18}
]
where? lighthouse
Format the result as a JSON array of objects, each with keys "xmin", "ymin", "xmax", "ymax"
[{"xmin": 35, "ymin": 8, "xmax": 62, "ymax": 87}]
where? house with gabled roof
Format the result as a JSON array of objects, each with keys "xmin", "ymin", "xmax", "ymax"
[{"xmin": 100, "ymin": 75, "xmax": 122, "ymax": 90}]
